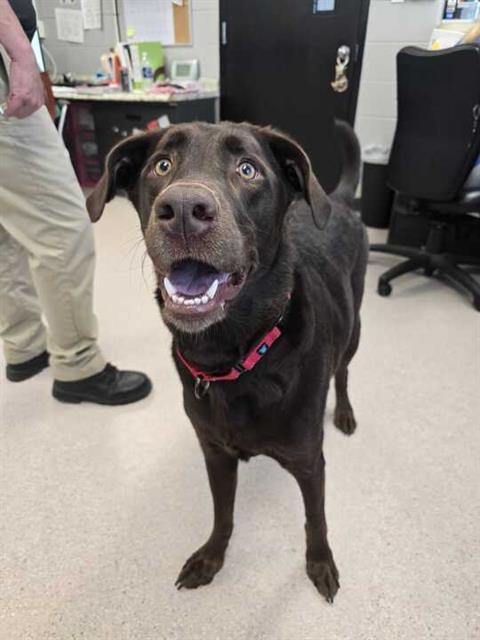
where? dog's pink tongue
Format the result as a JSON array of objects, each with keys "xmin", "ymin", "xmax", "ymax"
[{"xmin": 169, "ymin": 261, "xmax": 222, "ymax": 296}]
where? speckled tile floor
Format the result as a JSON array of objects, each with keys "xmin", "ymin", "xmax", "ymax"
[{"xmin": 1, "ymin": 197, "xmax": 479, "ymax": 640}]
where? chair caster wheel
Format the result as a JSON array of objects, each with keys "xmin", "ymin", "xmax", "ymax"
[
  {"xmin": 474, "ymin": 298, "xmax": 480, "ymax": 312},
  {"xmin": 378, "ymin": 280, "xmax": 392, "ymax": 297},
  {"xmin": 424, "ymin": 267, "xmax": 435, "ymax": 277}
]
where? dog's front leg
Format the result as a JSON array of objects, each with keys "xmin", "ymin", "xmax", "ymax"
[
  {"xmin": 176, "ymin": 441, "xmax": 238, "ymax": 589},
  {"xmin": 289, "ymin": 452, "xmax": 340, "ymax": 603}
]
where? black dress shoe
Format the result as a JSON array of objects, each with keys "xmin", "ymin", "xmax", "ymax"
[
  {"xmin": 52, "ymin": 363, "xmax": 152, "ymax": 405},
  {"xmin": 6, "ymin": 351, "xmax": 49, "ymax": 382}
]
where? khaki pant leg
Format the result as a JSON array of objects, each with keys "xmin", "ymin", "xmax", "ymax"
[
  {"xmin": 0, "ymin": 68, "xmax": 106, "ymax": 381},
  {"xmin": 0, "ymin": 223, "xmax": 47, "ymax": 364}
]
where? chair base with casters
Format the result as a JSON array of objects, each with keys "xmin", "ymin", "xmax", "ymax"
[{"xmin": 370, "ymin": 208, "xmax": 480, "ymax": 311}]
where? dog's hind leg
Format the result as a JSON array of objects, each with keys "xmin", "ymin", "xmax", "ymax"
[
  {"xmin": 175, "ymin": 441, "xmax": 238, "ymax": 590},
  {"xmin": 334, "ymin": 319, "xmax": 360, "ymax": 436}
]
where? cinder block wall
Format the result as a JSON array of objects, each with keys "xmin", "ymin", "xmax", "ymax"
[{"xmin": 355, "ymin": 0, "xmax": 444, "ymax": 150}]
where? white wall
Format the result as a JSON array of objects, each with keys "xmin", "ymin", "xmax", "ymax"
[
  {"xmin": 36, "ymin": 0, "xmax": 220, "ymax": 79},
  {"xmin": 355, "ymin": 0, "xmax": 445, "ymax": 150}
]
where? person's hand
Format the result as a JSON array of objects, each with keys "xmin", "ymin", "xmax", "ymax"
[{"xmin": 4, "ymin": 55, "xmax": 45, "ymax": 119}]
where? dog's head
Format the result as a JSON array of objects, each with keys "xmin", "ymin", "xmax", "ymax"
[{"xmin": 87, "ymin": 122, "xmax": 331, "ymax": 334}]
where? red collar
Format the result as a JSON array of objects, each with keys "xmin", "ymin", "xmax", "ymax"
[{"xmin": 176, "ymin": 318, "xmax": 284, "ymax": 399}]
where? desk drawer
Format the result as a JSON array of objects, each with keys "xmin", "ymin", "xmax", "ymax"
[{"xmin": 64, "ymin": 103, "xmax": 101, "ymax": 188}]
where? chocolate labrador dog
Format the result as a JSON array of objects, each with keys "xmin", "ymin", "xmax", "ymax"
[{"xmin": 87, "ymin": 120, "xmax": 367, "ymax": 603}]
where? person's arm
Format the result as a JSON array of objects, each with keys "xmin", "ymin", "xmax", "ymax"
[
  {"xmin": 0, "ymin": 0, "xmax": 44, "ymax": 118},
  {"xmin": 461, "ymin": 20, "xmax": 480, "ymax": 44}
]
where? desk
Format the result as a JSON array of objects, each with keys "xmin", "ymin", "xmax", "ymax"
[{"xmin": 52, "ymin": 87, "xmax": 219, "ymax": 185}]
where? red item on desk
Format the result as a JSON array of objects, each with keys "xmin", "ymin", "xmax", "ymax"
[{"xmin": 109, "ymin": 50, "xmax": 122, "ymax": 87}]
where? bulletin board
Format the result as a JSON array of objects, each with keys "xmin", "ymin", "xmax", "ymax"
[
  {"xmin": 122, "ymin": 0, "xmax": 192, "ymax": 46},
  {"xmin": 173, "ymin": 0, "xmax": 192, "ymax": 45}
]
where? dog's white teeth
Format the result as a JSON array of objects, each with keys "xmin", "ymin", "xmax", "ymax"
[
  {"xmin": 169, "ymin": 291, "xmax": 214, "ymax": 307},
  {"xmin": 206, "ymin": 279, "xmax": 219, "ymax": 300},
  {"xmin": 164, "ymin": 277, "xmax": 176, "ymax": 297}
]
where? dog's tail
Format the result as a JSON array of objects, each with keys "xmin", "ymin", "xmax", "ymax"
[{"xmin": 331, "ymin": 119, "xmax": 361, "ymax": 206}]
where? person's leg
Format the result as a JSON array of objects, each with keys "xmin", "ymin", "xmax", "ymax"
[
  {"xmin": 0, "ymin": 223, "xmax": 47, "ymax": 364},
  {"xmin": 0, "ymin": 61, "xmax": 150, "ymax": 403},
  {"xmin": 0, "ymin": 102, "xmax": 106, "ymax": 381}
]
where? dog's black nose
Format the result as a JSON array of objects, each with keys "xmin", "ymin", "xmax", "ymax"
[{"xmin": 155, "ymin": 185, "xmax": 217, "ymax": 238}]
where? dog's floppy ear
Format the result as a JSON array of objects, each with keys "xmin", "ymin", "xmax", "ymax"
[
  {"xmin": 260, "ymin": 127, "xmax": 332, "ymax": 229},
  {"xmin": 86, "ymin": 131, "xmax": 163, "ymax": 222}
]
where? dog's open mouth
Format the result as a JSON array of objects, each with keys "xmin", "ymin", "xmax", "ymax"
[{"xmin": 161, "ymin": 259, "xmax": 247, "ymax": 316}]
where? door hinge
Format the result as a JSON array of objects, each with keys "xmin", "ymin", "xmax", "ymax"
[{"xmin": 221, "ymin": 21, "xmax": 227, "ymax": 46}]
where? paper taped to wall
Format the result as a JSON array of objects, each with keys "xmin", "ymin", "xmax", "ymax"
[
  {"xmin": 81, "ymin": 0, "xmax": 102, "ymax": 30},
  {"xmin": 55, "ymin": 8, "xmax": 84, "ymax": 44},
  {"xmin": 122, "ymin": 0, "xmax": 175, "ymax": 45}
]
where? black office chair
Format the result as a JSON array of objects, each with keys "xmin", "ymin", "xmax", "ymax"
[{"xmin": 369, "ymin": 45, "xmax": 480, "ymax": 311}]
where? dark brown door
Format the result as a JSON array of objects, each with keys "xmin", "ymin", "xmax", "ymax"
[{"xmin": 220, "ymin": 0, "xmax": 370, "ymax": 192}]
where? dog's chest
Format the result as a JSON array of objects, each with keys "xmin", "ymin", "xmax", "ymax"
[{"xmin": 184, "ymin": 371, "xmax": 301, "ymax": 460}]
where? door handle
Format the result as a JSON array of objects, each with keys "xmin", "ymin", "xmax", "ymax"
[{"xmin": 331, "ymin": 44, "xmax": 350, "ymax": 93}]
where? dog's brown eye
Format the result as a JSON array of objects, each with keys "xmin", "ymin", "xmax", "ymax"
[
  {"xmin": 237, "ymin": 161, "xmax": 257, "ymax": 181},
  {"xmin": 154, "ymin": 159, "xmax": 172, "ymax": 177}
]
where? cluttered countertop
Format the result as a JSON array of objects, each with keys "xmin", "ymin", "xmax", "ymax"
[
  {"xmin": 52, "ymin": 42, "xmax": 218, "ymax": 104},
  {"xmin": 52, "ymin": 85, "xmax": 219, "ymax": 103}
]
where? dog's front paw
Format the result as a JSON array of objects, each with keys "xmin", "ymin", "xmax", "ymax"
[
  {"xmin": 175, "ymin": 545, "xmax": 225, "ymax": 589},
  {"xmin": 334, "ymin": 406, "xmax": 357, "ymax": 435},
  {"xmin": 306, "ymin": 556, "xmax": 340, "ymax": 603}
]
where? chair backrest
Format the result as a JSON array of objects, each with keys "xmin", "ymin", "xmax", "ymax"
[{"xmin": 388, "ymin": 45, "xmax": 480, "ymax": 201}]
